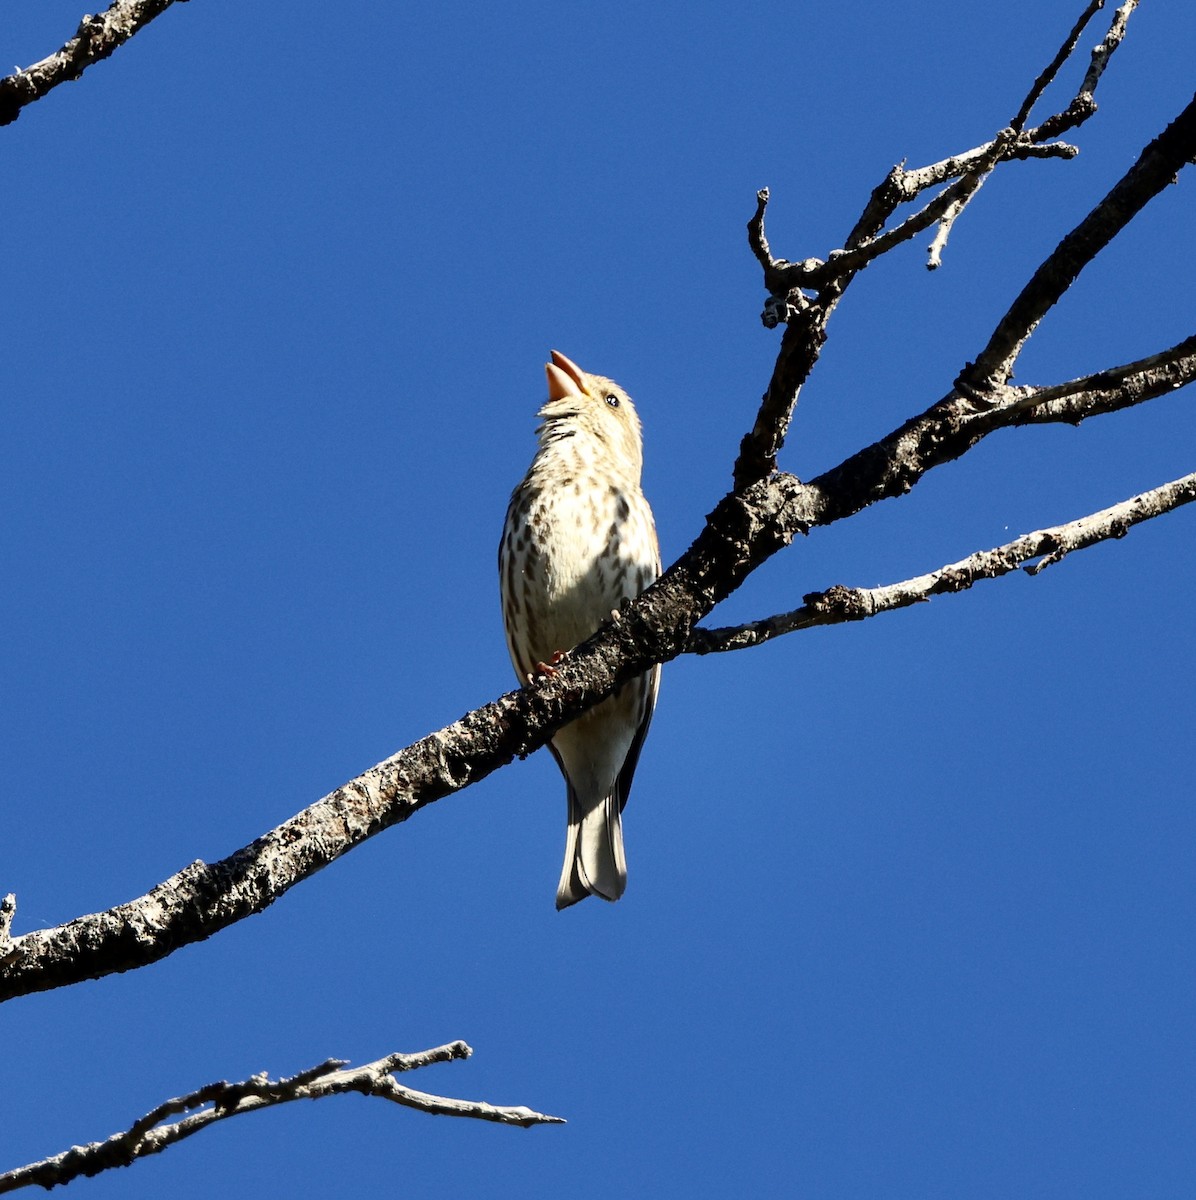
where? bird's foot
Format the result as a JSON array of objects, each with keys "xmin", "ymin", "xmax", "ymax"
[{"xmin": 527, "ymin": 650, "xmax": 566, "ymax": 682}]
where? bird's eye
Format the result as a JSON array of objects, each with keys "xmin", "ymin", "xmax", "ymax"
[{"xmin": 604, "ymin": 393, "xmax": 620, "ymax": 408}]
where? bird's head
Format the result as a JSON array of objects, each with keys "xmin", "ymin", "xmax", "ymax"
[{"xmin": 536, "ymin": 350, "xmax": 644, "ymax": 477}]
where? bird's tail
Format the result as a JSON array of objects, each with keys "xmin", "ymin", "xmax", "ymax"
[{"xmin": 555, "ymin": 784, "xmax": 626, "ymax": 910}]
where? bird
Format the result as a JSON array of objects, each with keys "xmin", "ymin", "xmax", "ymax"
[{"xmin": 499, "ymin": 350, "xmax": 661, "ymax": 909}]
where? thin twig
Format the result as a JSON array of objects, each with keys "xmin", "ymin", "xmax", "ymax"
[
  {"xmin": 756, "ymin": 2, "xmax": 1136, "ymax": 297},
  {"xmin": 929, "ymin": 0, "xmax": 1113, "ymax": 271},
  {"xmin": 1011, "ymin": 0, "xmax": 1106, "ymax": 130},
  {"xmin": 734, "ymin": 9, "xmax": 1122, "ymax": 485},
  {"xmin": 747, "ymin": 188, "xmax": 776, "ymax": 273},
  {"xmin": 0, "ymin": 1046, "xmax": 563, "ymax": 1194},
  {"xmin": 1079, "ymin": 0, "xmax": 1140, "ymax": 97},
  {"xmin": 689, "ymin": 472, "xmax": 1196, "ymax": 654},
  {"xmin": 925, "ymin": 144, "xmax": 1004, "ymax": 270},
  {"xmin": 758, "ymin": 137, "xmax": 1078, "ymax": 292}
]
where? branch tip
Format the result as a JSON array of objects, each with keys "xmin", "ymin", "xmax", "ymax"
[{"xmin": 748, "ymin": 187, "xmax": 777, "ymax": 275}]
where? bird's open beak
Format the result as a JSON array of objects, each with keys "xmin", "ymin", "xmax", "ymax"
[{"xmin": 546, "ymin": 350, "xmax": 590, "ymax": 401}]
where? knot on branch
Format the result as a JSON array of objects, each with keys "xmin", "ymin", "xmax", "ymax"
[
  {"xmin": 748, "ymin": 186, "xmax": 825, "ymax": 311},
  {"xmin": 937, "ymin": 567, "xmax": 974, "ymax": 593},
  {"xmin": 761, "ymin": 293, "xmax": 813, "ymax": 328},
  {"xmin": 76, "ymin": 14, "xmax": 109, "ymax": 61},
  {"xmin": 761, "ymin": 295, "xmax": 787, "ymax": 328},
  {"xmin": 953, "ymin": 368, "xmax": 1004, "ymax": 410},
  {"xmin": 802, "ymin": 584, "xmax": 871, "ymax": 619}
]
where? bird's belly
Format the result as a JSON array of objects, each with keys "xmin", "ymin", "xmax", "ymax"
[
  {"xmin": 505, "ymin": 486, "xmax": 656, "ymax": 667},
  {"xmin": 531, "ymin": 525, "xmax": 632, "ymax": 654}
]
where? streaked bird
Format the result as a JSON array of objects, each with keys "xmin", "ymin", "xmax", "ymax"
[{"xmin": 499, "ymin": 350, "xmax": 661, "ymax": 909}]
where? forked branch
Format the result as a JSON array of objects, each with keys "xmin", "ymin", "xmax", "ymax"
[
  {"xmin": 689, "ymin": 473, "xmax": 1196, "ymax": 654},
  {"xmin": 0, "ymin": 1045, "xmax": 562, "ymax": 1194},
  {"xmin": 748, "ymin": 2, "xmax": 1136, "ymax": 301},
  {"xmin": 733, "ymin": 3, "xmax": 1140, "ymax": 490},
  {"xmin": 961, "ymin": 92, "xmax": 1196, "ymax": 393}
]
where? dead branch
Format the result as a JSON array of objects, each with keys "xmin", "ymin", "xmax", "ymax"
[
  {"xmin": 731, "ymin": 2, "xmax": 1139, "ymax": 490},
  {"xmin": 0, "ymin": 0, "xmax": 187, "ymax": 128},
  {"xmin": 688, "ymin": 473, "xmax": 1196, "ymax": 654},
  {"xmin": 0, "ymin": 1044, "xmax": 562, "ymax": 1194},
  {"xmin": 962, "ymin": 91, "xmax": 1196, "ymax": 394},
  {"xmin": 1009, "ymin": 335, "xmax": 1196, "ymax": 425},
  {"xmin": 1, "ymin": 2, "xmax": 1191, "ymax": 1021}
]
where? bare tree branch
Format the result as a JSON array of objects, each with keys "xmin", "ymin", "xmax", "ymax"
[
  {"xmin": 796, "ymin": 90, "xmax": 1196, "ymax": 530},
  {"xmin": 1010, "ymin": 0, "xmax": 1107, "ymax": 131},
  {"xmin": 0, "ymin": 1044, "xmax": 562, "ymax": 1193},
  {"xmin": 1009, "ymin": 335, "xmax": 1196, "ymax": 424},
  {"xmin": 747, "ymin": 2, "xmax": 1134, "ymax": 302},
  {"xmin": 914, "ymin": 0, "xmax": 1121, "ymax": 272},
  {"xmin": 1, "ymin": 4, "xmax": 1190, "ymax": 1194},
  {"xmin": 1073, "ymin": 0, "xmax": 1140, "ymax": 109},
  {"xmin": 2, "ymin": 1, "xmax": 1189, "ymax": 1017},
  {"xmin": 731, "ymin": 2, "xmax": 1138, "ymax": 490},
  {"xmin": 925, "ymin": 169, "xmax": 993, "ymax": 271},
  {"xmin": 6, "ymin": 165, "xmax": 1195, "ymax": 1007},
  {"xmin": 689, "ymin": 473, "xmax": 1196, "ymax": 654},
  {"xmin": 962, "ymin": 91, "xmax": 1196, "ymax": 394},
  {"xmin": 6, "ymin": 283, "xmax": 1192, "ymax": 1008},
  {"xmin": 758, "ymin": 134, "xmax": 1081, "ymax": 291},
  {"xmin": 9, "ymin": 309, "xmax": 1193, "ymax": 1002},
  {"xmin": 0, "ymin": 0, "xmax": 187, "ymax": 128}
]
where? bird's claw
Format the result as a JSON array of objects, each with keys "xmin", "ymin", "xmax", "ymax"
[{"xmin": 527, "ymin": 650, "xmax": 567, "ymax": 682}]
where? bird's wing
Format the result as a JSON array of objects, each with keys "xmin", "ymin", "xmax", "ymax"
[{"xmin": 615, "ymin": 662, "xmax": 660, "ymax": 813}]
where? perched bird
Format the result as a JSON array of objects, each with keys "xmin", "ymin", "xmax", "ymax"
[{"xmin": 499, "ymin": 350, "xmax": 661, "ymax": 909}]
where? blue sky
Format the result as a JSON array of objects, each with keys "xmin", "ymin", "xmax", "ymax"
[{"xmin": 3, "ymin": 2, "xmax": 1195, "ymax": 1197}]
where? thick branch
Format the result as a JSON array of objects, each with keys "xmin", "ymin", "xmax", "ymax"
[
  {"xmin": 6, "ymin": 294, "xmax": 1195, "ymax": 1003},
  {"xmin": 0, "ymin": 472, "xmax": 800, "ymax": 1001},
  {"xmin": 0, "ymin": 0, "xmax": 186, "ymax": 128},
  {"xmin": 799, "ymin": 332, "xmax": 1196, "ymax": 535},
  {"xmin": 689, "ymin": 473, "xmax": 1196, "ymax": 654},
  {"xmin": 729, "ymin": 317, "xmax": 1196, "ymax": 590},
  {"xmin": 7, "ymin": 291, "xmax": 1193, "ymax": 1006},
  {"xmin": 0, "ymin": 1045, "xmax": 562, "ymax": 1193}
]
